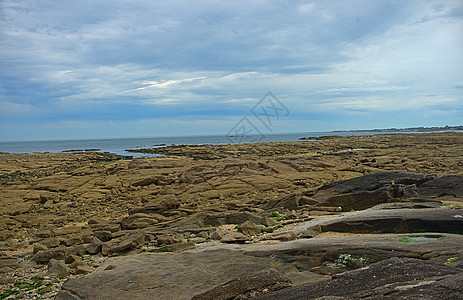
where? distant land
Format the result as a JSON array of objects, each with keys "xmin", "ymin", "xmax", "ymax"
[{"xmin": 332, "ymin": 125, "xmax": 463, "ymax": 133}]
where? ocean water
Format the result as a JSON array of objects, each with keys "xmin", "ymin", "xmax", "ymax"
[{"xmin": 0, "ymin": 131, "xmax": 404, "ymax": 157}]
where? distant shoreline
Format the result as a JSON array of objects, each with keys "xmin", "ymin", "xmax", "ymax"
[{"xmin": 332, "ymin": 125, "xmax": 463, "ymax": 133}]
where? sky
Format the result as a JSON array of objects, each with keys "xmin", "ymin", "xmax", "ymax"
[{"xmin": 0, "ymin": 0, "xmax": 462, "ymax": 141}]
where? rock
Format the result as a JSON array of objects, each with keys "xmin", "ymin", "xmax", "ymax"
[
  {"xmin": 47, "ymin": 259, "xmax": 70, "ymax": 276},
  {"xmin": 192, "ymin": 268, "xmax": 292, "ymax": 300},
  {"xmin": 128, "ymin": 199, "xmax": 181, "ymax": 215},
  {"xmin": 35, "ymin": 229, "xmax": 54, "ymax": 238},
  {"xmin": 418, "ymin": 174, "xmax": 463, "ymax": 198},
  {"xmin": 165, "ymin": 241, "xmax": 196, "ymax": 252},
  {"xmin": 85, "ymin": 237, "xmax": 103, "ymax": 254},
  {"xmin": 33, "ymin": 243, "xmax": 47, "ymax": 254},
  {"xmin": 35, "ymin": 247, "xmax": 67, "ymax": 263},
  {"xmin": 120, "ymin": 213, "xmax": 169, "ymax": 229},
  {"xmin": 93, "ymin": 230, "xmax": 113, "ymax": 242},
  {"xmin": 88, "ymin": 216, "xmax": 108, "ymax": 225},
  {"xmin": 268, "ymin": 231, "xmax": 298, "ymax": 241},
  {"xmin": 63, "ymin": 234, "xmax": 85, "ymax": 246},
  {"xmin": 256, "ymin": 257, "xmax": 460, "ymax": 300},
  {"xmin": 39, "ymin": 237, "xmax": 60, "ymax": 248},
  {"xmin": 106, "ymin": 232, "xmax": 145, "ymax": 255},
  {"xmin": 239, "ymin": 220, "xmax": 261, "ymax": 236},
  {"xmin": 299, "ymin": 208, "xmax": 463, "ymax": 236},
  {"xmin": 0, "ymin": 257, "xmax": 20, "ymax": 269},
  {"xmin": 220, "ymin": 232, "xmax": 249, "ymax": 243},
  {"xmin": 155, "ymin": 234, "xmax": 177, "ymax": 245},
  {"xmin": 203, "ymin": 211, "xmax": 277, "ymax": 227},
  {"xmin": 131, "ymin": 176, "xmax": 159, "ymax": 187},
  {"xmin": 65, "ymin": 254, "xmax": 81, "ymax": 265},
  {"xmin": 74, "ymin": 264, "xmax": 94, "ymax": 275},
  {"xmin": 56, "ymin": 248, "xmax": 291, "ymax": 300}
]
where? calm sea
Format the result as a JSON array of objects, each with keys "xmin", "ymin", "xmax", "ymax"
[{"xmin": 0, "ymin": 131, "xmax": 411, "ymax": 158}]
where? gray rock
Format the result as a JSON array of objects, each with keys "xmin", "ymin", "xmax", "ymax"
[
  {"xmin": 191, "ymin": 268, "xmax": 291, "ymax": 300},
  {"xmin": 255, "ymin": 257, "xmax": 461, "ymax": 300}
]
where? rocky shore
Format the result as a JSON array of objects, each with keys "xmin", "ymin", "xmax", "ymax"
[{"xmin": 1, "ymin": 132, "xmax": 462, "ymax": 299}]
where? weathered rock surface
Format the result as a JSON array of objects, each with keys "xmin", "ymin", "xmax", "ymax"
[
  {"xmin": 256, "ymin": 257, "xmax": 463, "ymax": 300},
  {"xmin": 191, "ymin": 268, "xmax": 292, "ymax": 300},
  {"xmin": 2, "ymin": 133, "xmax": 463, "ymax": 299},
  {"xmin": 299, "ymin": 208, "xmax": 463, "ymax": 237}
]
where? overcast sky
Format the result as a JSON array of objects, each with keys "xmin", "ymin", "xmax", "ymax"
[{"xmin": 1, "ymin": 0, "xmax": 462, "ymax": 141}]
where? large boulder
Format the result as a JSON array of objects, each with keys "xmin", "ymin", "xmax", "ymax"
[{"xmin": 256, "ymin": 257, "xmax": 462, "ymax": 300}]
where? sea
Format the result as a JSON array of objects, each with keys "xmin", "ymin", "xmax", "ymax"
[{"xmin": 0, "ymin": 131, "xmax": 447, "ymax": 158}]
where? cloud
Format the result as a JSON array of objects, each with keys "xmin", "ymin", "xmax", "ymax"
[{"xmin": 0, "ymin": 0, "xmax": 462, "ymax": 141}]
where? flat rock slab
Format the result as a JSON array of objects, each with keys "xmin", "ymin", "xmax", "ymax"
[
  {"xmin": 256, "ymin": 257, "xmax": 463, "ymax": 300},
  {"xmin": 56, "ymin": 233, "xmax": 463, "ymax": 299},
  {"xmin": 56, "ymin": 246, "xmax": 294, "ymax": 300},
  {"xmin": 298, "ymin": 208, "xmax": 463, "ymax": 236}
]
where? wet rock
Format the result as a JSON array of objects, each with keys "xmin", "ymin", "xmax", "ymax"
[{"xmin": 192, "ymin": 268, "xmax": 291, "ymax": 300}]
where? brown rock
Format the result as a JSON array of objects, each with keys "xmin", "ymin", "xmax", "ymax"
[
  {"xmin": 47, "ymin": 258, "xmax": 70, "ymax": 276},
  {"xmin": 220, "ymin": 232, "xmax": 249, "ymax": 243},
  {"xmin": 0, "ymin": 257, "xmax": 20, "ymax": 269},
  {"xmin": 239, "ymin": 220, "xmax": 261, "ymax": 236},
  {"xmin": 85, "ymin": 237, "xmax": 103, "ymax": 254},
  {"xmin": 268, "ymin": 231, "xmax": 298, "ymax": 241},
  {"xmin": 35, "ymin": 247, "xmax": 67, "ymax": 263},
  {"xmin": 35, "ymin": 229, "xmax": 54, "ymax": 238},
  {"xmin": 165, "ymin": 241, "xmax": 196, "ymax": 252}
]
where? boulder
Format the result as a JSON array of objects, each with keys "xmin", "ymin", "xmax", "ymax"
[
  {"xmin": 47, "ymin": 258, "xmax": 70, "ymax": 276},
  {"xmin": 418, "ymin": 174, "xmax": 463, "ymax": 198},
  {"xmin": 239, "ymin": 220, "xmax": 261, "ymax": 236},
  {"xmin": 85, "ymin": 237, "xmax": 103, "ymax": 254},
  {"xmin": 256, "ymin": 257, "xmax": 461, "ymax": 300},
  {"xmin": 35, "ymin": 247, "xmax": 67, "ymax": 263}
]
